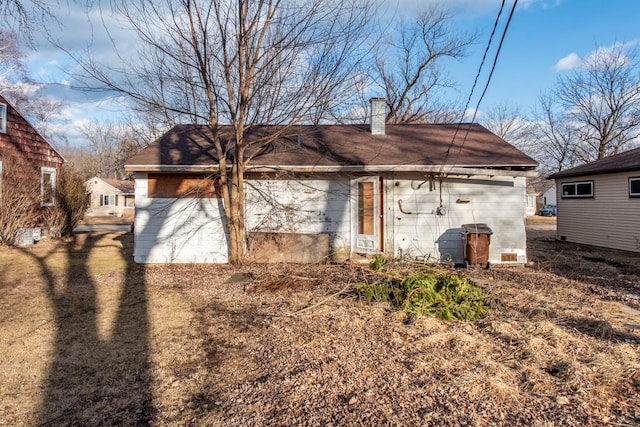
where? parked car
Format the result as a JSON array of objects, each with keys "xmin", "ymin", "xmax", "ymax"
[{"xmin": 538, "ymin": 204, "xmax": 557, "ymax": 216}]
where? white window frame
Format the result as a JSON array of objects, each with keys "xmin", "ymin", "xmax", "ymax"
[
  {"xmin": 41, "ymin": 167, "xmax": 56, "ymax": 206},
  {"xmin": 561, "ymin": 180, "xmax": 594, "ymax": 199},
  {"xmin": 102, "ymin": 194, "xmax": 116, "ymax": 206},
  {"xmin": 630, "ymin": 177, "xmax": 640, "ymax": 198},
  {"xmin": 526, "ymin": 194, "xmax": 535, "ymax": 209},
  {"xmin": 0, "ymin": 103, "xmax": 7, "ymax": 133}
]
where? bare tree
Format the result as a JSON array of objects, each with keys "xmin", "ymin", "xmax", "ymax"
[
  {"xmin": 531, "ymin": 94, "xmax": 580, "ymax": 173},
  {"xmin": 0, "ymin": 0, "xmax": 48, "ymax": 35},
  {"xmin": 71, "ymin": 120, "xmax": 146, "ymax": 180},
  {"xmin": 0, "ymin": 29, "xmax": 64, "ymax": 138},
  {"xmin": 370, "ymin": 5, "xmax": 474, "ymax": 124},
  {"xmin": 69, "ymin": 0, "xmax": 375, "ymax": 263},
  {"xmin": 554, "ymin": 43, "xmax": 640, "ymax": 162},
  {"xmin": 481, "ymin": 102, "xmax": 535, "ymax": 152}
]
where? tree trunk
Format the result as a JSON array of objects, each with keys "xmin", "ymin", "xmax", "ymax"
[{"xmin": 227, "ymin": 160, "xmax": 245, "ymax": 264}]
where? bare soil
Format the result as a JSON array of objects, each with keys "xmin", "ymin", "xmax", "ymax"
[{"xmin": 1, "ymin": 218, "xmax": 639, "ymax": 426}]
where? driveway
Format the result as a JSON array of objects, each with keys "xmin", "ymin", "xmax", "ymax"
[{"xmin": 74, "ymin": 224, "xmax": 133, "ymax": 233}]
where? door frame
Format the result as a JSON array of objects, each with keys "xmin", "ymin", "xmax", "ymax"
[{"xmin": 351, "ymin": 176, "xmax": 384, "ymax": 254}]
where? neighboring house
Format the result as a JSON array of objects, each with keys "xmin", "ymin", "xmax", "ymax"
[
  {"xmin": 531, "ymin": 179, "xmax": 557, "ymax": 212},
  {"xmin": 125, "ymin": 98, "xmax": 537, "ymax": 265},
  {"xmin": 525, "ymin": 181, "xmax": 539, "ymax": 217},
  {"xmin": 85, "ymin": 176, "xmax": 135, "ymax": 217},
  {"xmin": 549, "ymin": 146, "xmax": 640, "ymax": 253},
  {"xmin": 0, "ymin": 95, "xmax": 64, "ymax": 234}
]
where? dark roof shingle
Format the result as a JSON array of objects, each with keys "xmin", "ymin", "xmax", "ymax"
[
  {"xmin": 549, "ymin": 147, "xmax": 640, "ymax": 179},
  {"xmin": 125, "ymin": 123, "xmax": 537, "ymax": 171},
  {"xmin": 102, "ymin": 178, "xmax": 135, "ymax": 193}
]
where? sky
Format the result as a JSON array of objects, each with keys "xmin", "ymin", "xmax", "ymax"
[{"xmin": 15, "ymin": 0, "xmax": 640, "ymax": 148}]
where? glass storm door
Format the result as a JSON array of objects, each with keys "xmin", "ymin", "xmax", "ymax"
[{"xmin": 354, "ymin": 177, "xmax": 382, "ymax": 253}]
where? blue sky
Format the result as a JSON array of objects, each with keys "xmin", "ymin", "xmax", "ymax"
[
  {"xmin": 450, "ymin": 0, "xmax": 640, "ymax": 117},
  {"xmin": 18, "ymin": 0, "xmax": 640, "ymax": 146}
]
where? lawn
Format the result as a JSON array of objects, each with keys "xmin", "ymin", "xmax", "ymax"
[{"xmin": 0, "ymin": 222, "xmax": 639, "ymax": 426}]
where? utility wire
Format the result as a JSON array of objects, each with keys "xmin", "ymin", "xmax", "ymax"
[
  {"xmin": 459, "ymin": 0, "xmax": 506, "ymax": 130},
  {"xmin": 442, "ymin": 0, "xmax": 518, "ymax": 167},
  {"xmin": 443, "ymin": 0, "xmax": 506, "ymax": 162},
  {"xmin": 468, "ymin": 0, "xmax": 518, "ymax": 124}
]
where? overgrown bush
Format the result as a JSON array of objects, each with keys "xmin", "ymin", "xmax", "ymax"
[
  {"xmin": 44, "ymin": 167, "xmax": 88, "ymax": 237},
  {"xmin": 355, "ymin": 268, "xmax": 488, "ymax": 321},
  {"xmin": 0, "ymin": 173, "xmax": 41, "ymax": 245}
]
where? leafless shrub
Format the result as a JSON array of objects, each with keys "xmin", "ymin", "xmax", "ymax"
[
  {"xmin": 43, "ymin": 167, "xmax": 88, "ymax": 237},
  {"xmin": 0, "ymin": 166, "xmax": 41, "ymax": 245}
]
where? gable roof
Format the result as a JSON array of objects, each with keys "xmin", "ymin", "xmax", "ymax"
[
  {"xmin": 549, "ymin": 146, "xmax": 640, "ymax": 179},
  {"xmin": 125, "ymin": 123, "xmax": 537, "ymax": 175},
  {"xmin": 86, "ymin": 176, "xmax": 135, "ymax": 194}
]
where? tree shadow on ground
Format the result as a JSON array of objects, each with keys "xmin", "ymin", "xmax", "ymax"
[
  {"xmin": 526, "ymin": 226, "xmax": 640, "ymax": 298},
  {"xmin": 24, "ymin": 231, "xmax": 153, "ymax": 426},
  {"xmin": 559, "ymin": 316, "xmax": 640, "ymax": 344}
]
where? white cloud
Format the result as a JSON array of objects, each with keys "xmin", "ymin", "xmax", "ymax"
[
  {"xmin": 555, "ymin": 40, "xmax": 640, "ymax": 73},
  {"xmin": 554, "ymin": 52, "xmax": 581, "ymax": 71},
  {"xmin": 583, "ymin": 43, "xmax": 632, "ymax": 68}
]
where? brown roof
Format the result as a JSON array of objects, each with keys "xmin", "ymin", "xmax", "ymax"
[
  {"xmin": 125, "ymin": 123, "xmax": 537, "ymax": 172},
  {"xmin": 101, "ymin": 177, "xmax": 135, "ymax": 194},
  {"xmin": 549, "ymin": 147, "xmax": 640, "ymax": 179}
]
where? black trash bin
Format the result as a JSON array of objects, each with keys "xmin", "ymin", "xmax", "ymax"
[{"xmin": 461, "ymin": 223, "xmax": 493, "ymax": 268}]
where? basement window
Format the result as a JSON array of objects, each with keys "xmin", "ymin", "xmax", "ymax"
[
  {"xmin": 630, "ymin": 177, "xmax": 640, "ymax": 197},
  {"xmin": 0, "ymin": 103, "xmax": 6, "ymax": 133},
  {"xmin": 561, "ymin": 180, "xmax": 593, "ymax": 198}
]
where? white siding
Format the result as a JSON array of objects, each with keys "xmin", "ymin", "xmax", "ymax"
[
  {"xmin": 133, "ymin": 173, "xmax": 228, "ymax": 263},
  {"xmin": 245, "ymin": 176, "xmax": 352, "ymax": 258},
  {"xmin": 390, "ymin": 174, "xmax": 528, "ymax": 264},
  {"xmin": 556, "ymin": 171, "xmax": 640, "ymax": 252},
  {"xmin": 132, "ymin": 173, "xmax": 529, "ymax": 264}
]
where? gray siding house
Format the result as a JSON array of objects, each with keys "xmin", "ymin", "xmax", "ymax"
[
  {"xmin": 125, "ymin": 99, "xmax": 537, "ymax": 264},
  {"xmin": 549, "ymin": 147, "xmax": 640, "ymax": 252}
]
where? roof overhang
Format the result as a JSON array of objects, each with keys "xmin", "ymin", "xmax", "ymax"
[{"xmin": 125, "ymin": 164, "xmax": 538, "ymax": 178}]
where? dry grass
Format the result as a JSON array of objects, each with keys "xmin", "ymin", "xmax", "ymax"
[
  {"xmin": 0, "ymin": 223, "xmax": 639, "ymax": 426},
  {"xmin": 80, "ymin": 214, "xmax": 134, "ymax": 226}
]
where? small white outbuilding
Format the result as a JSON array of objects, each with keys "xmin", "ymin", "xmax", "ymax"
[{"xmin": 125, "ymin": 100, "xmax": 538, "ymax": 264}]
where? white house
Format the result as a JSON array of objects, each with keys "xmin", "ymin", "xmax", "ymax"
[
  {"xmin": 549, "ymin": 147, "xmax": 640, "ymax": 253},
  {"xmin": 85, "ymin": 176, "xmax": 135, "ymax": 218},
  {"xmin": 124, "ymin": 99, "xmax": 538, "ymax": 265}
]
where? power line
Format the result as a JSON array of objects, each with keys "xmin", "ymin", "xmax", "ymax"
[
  {"xmin": 460, "ymin": 0, "xmax": 507, "ymax": 126},
  {"xmin": 442, "ymin": 0, "xmax": 518, "ymax": 167},
  {"xmin": 469, "ymin": 0, "xmax": 518, "ymax": 124}
]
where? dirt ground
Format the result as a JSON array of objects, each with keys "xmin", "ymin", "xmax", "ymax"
[{"xmin": 1, "ymin": 218, "xmax": 639, "ymax": 426}]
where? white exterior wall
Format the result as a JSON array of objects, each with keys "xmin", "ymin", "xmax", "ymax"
[
  {"xmin": 132, "ymin": 173, "xmax": 528, "ymax": 264},
  {"xmin": 542, "ymin": 185, "xmax": 557, "ymax": 206},
  {"xmin": 245, "ymin": 176, "xmax": 352, "ymax": 258},
  {"xmin": 389, "ymin": 174, "xmax": 528, "ymax": 264},
  {"xmin": 556, "ymin": 171, "xmax": 640, "ymax": 252},
  {"xmin": 133, "ymin": 173, "xmax": 229, "ymax": 263}
]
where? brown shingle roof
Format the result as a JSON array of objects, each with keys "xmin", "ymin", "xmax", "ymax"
[
  {"xmin": 549, "ymin": 146, "xmax": 640, "ymax": 179},
  {"xmin": 102, "ymin": 178, "xmax": 135, "ymax": 194},
  {"xmin": 125, "ymin": 123, "xmax": 537, "ymax": 172}
]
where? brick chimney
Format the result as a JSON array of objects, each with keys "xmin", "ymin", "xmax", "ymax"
[{"xmin": 369, "ymin": 97, "xmax": 386, "ymax": 135}]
